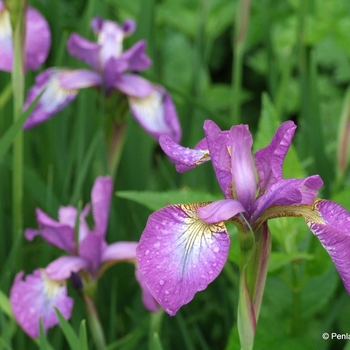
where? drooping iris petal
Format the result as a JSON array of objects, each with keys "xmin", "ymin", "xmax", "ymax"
[
  {"xmin": 137, "ymin": 203, "xmax": 230, "ymax": 316},
  {"xmin": 101, "ymin": 242, "xmax": 138, "ymax": 262},
  {"xmin": 230, "ymin": 125, "xmax": 257, "ymax": 210},
  {"xmin": 25, "ymin": 7, "xmax": 51, "ymax": 71},
  {"xmin": 135, "ymin": 267, "xmax": 159, "ymax": 312},
  {"xmin": 250, "ymin": 175, "xmax": 323, "ymax": 226},
  {"xmin": 10, "ymin": 269, "xmax": 73, "ymax": 338},
  {"xmin": 307, "ymin": 199, "xmax": 350, "ymax": 294},
  {"xmin": 23, "ymin": 68, "xmax": 101, "ymax": 129},
  {"xmin": 91, "ymin": 176, "xmax": 113, "ymax": 237},
  {"xmin": 0, "ymin": 2, "xmax": 51, "ymax": 72},
  {"xmin": 113, "ymin": 73, "xmax": 154, "ymax": 98},
  {"xmin": 204, "ymin": 120, "xmax": 232, "ymax": 199},
  {"xmin": 197, "ymin": 199, "xmax": 246, "ymax": 224},
  {"xmin": 25, "ymin": 208, "xmax": 75, "ymax": 254},
  {"xmin": 128, "ymin": 86, "xmax": 182, "ymax": 142},
  {"xmin": 45, "ymin": 256, "xmax": 89, "ymax": 280},
  {"xmin": 254, "ymin": 121, "xmax": 296, "ymax": 194},
  {"xmin": 159, "ymin": 134, "xmax": 210, "ymax": 172},
  {"xmin": 67, "ymin": 33, "xmax": 101, "ymax": 71}
]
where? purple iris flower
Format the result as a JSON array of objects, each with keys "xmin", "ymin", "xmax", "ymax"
[
  {"xmin": 136, "ymin": 120, "xmax": 350, "ymax": 315},
  {"xmin": 0, "ymin": 0, "xmax": 51, "ymax": 71},
  {"xmin": 10, "ymin": 176, "xmax": 157, "ymax": 338},
  {"xmin": 22, "ymin": 16, "xmax": 181, "ymax": 143}
]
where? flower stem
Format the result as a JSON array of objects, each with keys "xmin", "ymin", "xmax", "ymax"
[
  {"xmin": 9, "ymin": 0, "xmax": 26, "ymax": 248},
  {"xmin": 237, "ymin": 223, "xmax": 271, "ymax": 350},
  {"xmin": 83, "ymin": 295, "xmax": 106, "ymax": 350}
]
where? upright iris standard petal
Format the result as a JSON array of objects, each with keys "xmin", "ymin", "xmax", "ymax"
[
  {"xmin": 159, "ymin": 134, "xmax": 210, "ymax": 172},
  {"xmin": 307, "ymin": 199, "xmax": 350, "ymax": 294},
  {"xmin": 254, "ymin": 121, "xmax": 296, "ymax": 194},
  {"xmin": 10, "ymin": 270, "xmax": 73, "ymax": 338},
  {"xmin": 91, "ymin": 176, "xmax": 113, "ymax": 237},
  {"xmin": 204, "ymin": 120, "xmax": 232, "ymax": 199},
  {"xmin": 128, "ymin": 86, "xmax": 182, "ymax": 142},
  {"xmin": 230, "ymin": 125, "xmax": 257, "ymax": 210},
  {"xmin": 0, "ymin": 1, "xmax": 51, "ymax": 72},
  {"xmin": 137, "ymin": 203, "xmax": 230, "ymax": 316},
  {"xmin": 23, "ymin": 68, "xmax": 101, "ymax": 129}
]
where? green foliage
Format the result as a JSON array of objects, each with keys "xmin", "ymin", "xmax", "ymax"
[{"xmin": 0, "ymin": 0, "xmax": 349, "ymax": 349}]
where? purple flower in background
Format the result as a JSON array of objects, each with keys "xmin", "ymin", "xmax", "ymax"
[
  {"xmin": 10, "ymin": 176, "xmax": 157, "ymax": 338},
  {"xmin": 23, "ymin": 16, "xmax": 181, "ymax": 142},
  {"xmin": 137, "ymin": 120, "xmax": 350, "ymax": 315},
  {"xmin": 0, "ymin": 0, "xmax": 51, "ymax": 72}
]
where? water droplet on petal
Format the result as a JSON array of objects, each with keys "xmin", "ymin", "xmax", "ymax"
[{"xmin": 159, "ymin": 279, "xmax": 164, "ymax": 285}]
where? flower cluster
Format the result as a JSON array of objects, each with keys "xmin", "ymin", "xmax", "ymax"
[
  {"xmin": 136, "ymin": 120, "xmax": 350, "ymax": 315},
  {"xmin": 10, "ymin": 176, "xmax": 157, "ymax": 338},
  {"xmin": 22, "ymin": 16, "xmax": 181, "ymax": 142}
]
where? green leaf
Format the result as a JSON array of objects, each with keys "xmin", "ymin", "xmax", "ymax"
[
  {"xmin": 39, "ymin": 319, "xmax": 51, "ymax": 350},
  {"xmin": 116, "ymin": 189, "xmax": 221, "ymax": 212},
  {"xmin": 0, "ymin": 90, "xmax": 41, "ymax": 163},
  {"xmin": 54, "ymin": 308, "xmax": 79, "ymax": 350},
  {"xmin": 78, "ymin": 320, "xmax": 89, "ymax": 350},
  {"xmin": 268, "ymin": 252, "xmax": 313, "ymax": 273},
  {"xmin": 0, "ymin": 289, "xmax": 13, "ymax": 319}
]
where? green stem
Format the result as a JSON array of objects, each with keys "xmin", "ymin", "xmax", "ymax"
[
  {"xmin": 290, "ymin": 261, "xmax": 301, "ymax": 336},
  {"xmin": 10, "ymin": 0, "xmax": 26, "ymax": 245},
  {"xmin": 84, "ymin": 295, "xmax": 106, "ymax": 350},
  {"xmin": 237, "ymin": 223, "xmax": 271, "ymax": 350}
]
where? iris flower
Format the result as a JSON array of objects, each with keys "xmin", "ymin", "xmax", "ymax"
[
  {"xmin": 10, "ymin": 176, "xmax": 157, "ymax": 338},
  {"xmin": 136, "ymin": 120, "xmax": 350, "ymax": 317},
  {"xmin": 23, "ymin": 16, "xmax": 181, "ymax": 143},
  {"xmin": 0, "ymin": 0, "xmax": 51, "ymax": 72}
]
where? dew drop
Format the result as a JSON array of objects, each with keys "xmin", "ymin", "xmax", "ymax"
[
  {"xmin": 159, "ymin": 279, "xmax": 165, "ymax": 285},
  {"xmin": 145, "ymin": 250, "xmax": 150, "ymax": 255},
  {"xmin": 213, "ymin": 246, "xmax": 220, "ymax": 253}
]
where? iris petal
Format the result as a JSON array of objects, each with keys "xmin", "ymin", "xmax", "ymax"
[
  {"xmin": 159, "ymin": 135, "xmax": 209, "ymax": 172},
  {"xmin": 204, "ymin": 120, "xmax": 232, "ymax": 199},
  {"xmin": 25, "ymin": 208, "xmax": 75, "ymax": 254},
  {"xmin": 91, "ymin": 176, "xmax": 113, "ymax": 238},
  {"xmin": 136, "ymin": 203, "xmax": 230, "ymax": 315},
  {"xmin": 128, "ymin": 85, "xmax": 182, "ymax": 142},
  {"xmin": 254, "ymin": 121, "xmax": 296, "ymax": 194},
  {"xmin": 307, "ymin": 199, "xmax": 350, "ymax": 294},
  {"xmin": 230, "ymin": 125, "xmax": 257, "ymax": 210},
  {"xmin": 197, "ymin": 199, "xmax": 246, "ymax": 223},
  {"xmin": 10, "ymin": 269, "xmax": 73, "ymax": 338}
]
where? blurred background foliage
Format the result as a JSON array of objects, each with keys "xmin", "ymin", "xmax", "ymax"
[{"xmin": 1, "ymin": 0, "xmax": 350, "ymax": 349}]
